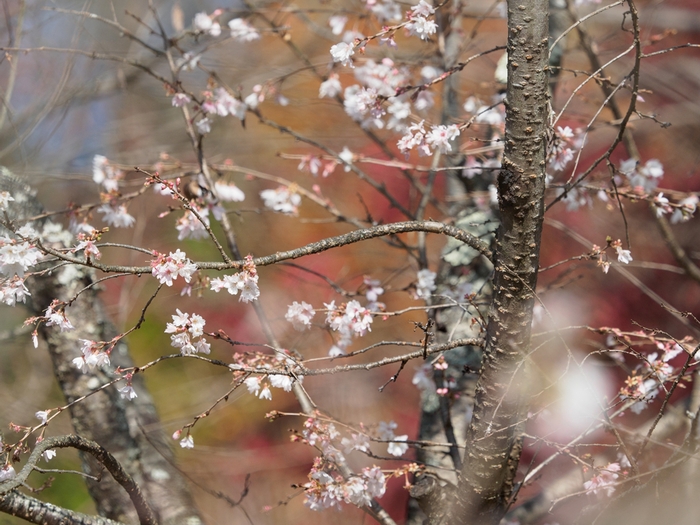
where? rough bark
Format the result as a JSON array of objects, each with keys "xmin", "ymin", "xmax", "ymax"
[
  {"xmin": 0, "ymin": 169, "xmax": 204, "ymax": 525},
  {"xmin": 448, "ymin": 0, "xmax": 550, "ymax": 522},
  {"xmin": 1, "ymin": 491, "xmax": 126, "ymax": 525}
]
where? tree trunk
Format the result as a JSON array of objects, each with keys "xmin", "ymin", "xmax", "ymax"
[{"xmin": 449, "ymin": 0, "xmax": 550, "ymax": 522}]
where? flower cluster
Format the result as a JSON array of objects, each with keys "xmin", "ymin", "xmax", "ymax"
[
  {"xmin": 0, "ymin": 190, "xmax": 14, "ymax": 209},
  {"xmin": 304, "ymin": 460, "xmax": 386, "ymax": 510},
  {"xmin": 214, "ymin": 181, "xmax": 246, "ymax": 202},
  {"xmin": 244, "ymin": 372, "xmax": 297, "ymax": 401},
  {"xmin": 286, "ymin": 301, "xmax": 316, "ymax": 331},
  {"xmin": 176, "ymin": 207, "xmax": 212, "ymax": 241},
  {"xmin": 72, "ymin": 339, "xmax": 110, "ymax": 372},
  {"xmin": 319, "ymin": 74, "xmax": 342, "ymax": 99},
  {"xmin": 414, "ymin": 268, "xmax": 437, "ymax": 299},
  {"xmin": 325, "ymin": 300, "xmax": 373, "ymax": 356},
  {"xmin": 377, "ymin": 420, "xmax": 409, "ymax": 457},
  {"xmin": 584, "ymin": 462, "xmax": 621, "ymax": 497},
  {"xmin": 92, "ymin": 155, "xmax": 124, "ymax": 192},
  {"xmin": 228, "ymin": 18, "xmax": 260, "ymax": 42},
  {"xmin": 652, "ymin": 193, "xmax": 698, "ymax": 223},
  {"xmin": 610, "ymin": 239, "xmax": 633, "ymax": 265},
  {"xmin": 343, "ymin": 85, "xmax": 385, "ymax": 128},
  {"xmin": 151, "ymin": 249, "xmax": 197, "ymax": 287},
  {"xmin": 210, "ymin": 254, "xmax": 260, "ymax": 303},
  {"xmin": 44, "ymin": 302, "xmax": 74, "ymax": 332},
  {"xmin": 0, "ymin": 231, "xmax": 42, "ymax": 277},
  {"xmin": 619, "ymin": 158, "xmax": 664, "ymax": 192},
  {"xmin": 0, "ymin": 276, "xmax": 30, "ymax": 306},
  {"xmin": 202, "ymin": 87, "xmax": 247, "ymax": 121},
  {"xmin": 171, "ymin": 429, "xmax": 194, "ymax": 449},
  {"xmin": 98, "ymin": 203, "xmax": 135, "ymax": 228},
  {"xmin": 73, "ymin": 232, "xmax": 102, "ymax": 261},
  {"xmin": 397, "ymin": 121, "xmax": 461, "ymax": 156},
  {"xmin": 548, "ymin": 126, "xmax": 582, "ymax": 172},
  {"xmin": 330, "ymin": 42, "xmax": 356, "ymax": 68},
  {"xmin": 405, "ymin": 1, "xmax": 438, "ymax": 40},
  {"xmin": 260, "ymin": 185, "xmax": 302, "ymax": 215},
  {"xmin": 165, "ymin": 309, "xmax": 211, "ymax": 355},
  {"xmin": 619, "ymin": 341, "xmax": 682, "ymax": 414},
  {"xmin": 363, "ymin": 276, "xmax": 385, "ymax": 310},
  {"xmin": 192, "ymin": 11, "xmax": 222, "ymax": 37}
]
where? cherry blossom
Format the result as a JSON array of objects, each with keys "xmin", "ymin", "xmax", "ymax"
[
  {"xmin": 245, "ymin": 376, "xmax": 273, "ymax": 400},
  {"xmin": 192, "ymin": 12, "xmax": 221, "ymax": 37},
  {"xmin": 298, "ymin": 156, "xmax": 323, "ymax": 176},
  {"xmin": 341, "ymin": 433, "xmax": 371, "ymax": 454},
  {"xmin": 0, "ymin": 276, "xmax": 30, "ymax": 306},
  {"xmin": 172, "ymin": 93, "xmax": 191, "ymax": 107},
  {"xmin": 73, "ymin": 239, "xmax": 101, "ymax": 261},
  {"xmin": 202, "ymin": 88, "xmax": 247, "ymax": 120},
  {"xmin": 0, "ymin": 238, "xmax": 42, "ymax": 277},
  {"xmin": 269, "ymin": 374, "xmax": 295, "ymax": 392},
  {"xmin": 328, "ymin": 15, "xmax": 347, "ymax": 35},
  {"xmin": 670, "ymin": 194, "xmax": 698, "ymax": 224},
  {"xmin": 72, "ymin": 339, "xmax": 110, "ymax": 372},
  {"xmin": 415, "ymin": 268, "xmax": 437, "ymax": 299},
  {"xmin": 425, "ymin": 124, "xmax": 460, "ymax": 153},
  {"xmin": 619, "ymin": 158, "xmax": 664, "ymax": 192},
  {"xmin": 363, "ymin": 276, "xmax": 385, "ymax": 310},
  {"xmin": 45, "ymin": 304, "xmax": 74, "ymax": 332},
  {"xmin": 319, "ymin": 74, "xmax": 342, "ymax": 99},
  {"xmin": 330, "ymin": 42, "xmax": 355, "ymax": 67},
  {"xmin": 196, "ymin": 117, "xmax": 212, "ymax": 134},
  {"xmin": 369, "ymin": 0, "xmax": 402, "ymax": 23},
  {"xmin": 176, "ymin": 208, "xmax": 210, "ymax": 241},
  {"xmin": 151, "ymin": 249, "xmax": 197, "ymax": 287},
  {"xmin": 176, "ymin": 52, "xmax": 200, "ymax": 71},
  {"xmin": 406, "ymin": 16, "xmax": 438, "ymax": 40},
  {"xmin": 286, "ymin": 301, "xmax": 316, "ymax": 331},
  {"xmin": 210, "ymin": 255, "xmax": 260, "ymax": 302},
  {"xmin": 164, "ymin": 309, "xmax": 210, "ymax": 356},
  {"xmin": 92, "ymin": 155, "xmax": 123, "ymax": 192},
  {"xmin": 228, "ymin": 18, "xmax": 260, "ymax": 42},
  {"xmin": 410, "ymin": 0, "xmax": 436, "ymax": 17},
  {"xmin": 214, "ymin": 181, "xmax": 245, "ymax": 202},
  {"xmin": 35, "ymin": 410, "xmax": 49, "ymax": 424},
  {"xmin": 584, "ymin": 462, "xmax": 620, "ymax": 497},
  {"xmin": 0, "ymin": 191, "xmax": 14, "ymax": 209},
  {"xmin": 338, "ymin": 147, "xmax": 354, "ymax": 171},
  {"xmin": 179, "ymin": 435, "xmax": 194, "ymax": 449},
  {"xmin": 615, "ymin": 246, "xmax": 632, "ymax": 265},
  {"xmin": 377, "ymin": 420, "xmax": 409, "ymax": 456},
  {"xmin": 98, "ymin": 204, "xmax": 135, "ymax": 228},
  {"xmin": 118, "ymin": 385, "xmax": 138, "ymax": 400},
  {"xmin": 260, "ymin": 186, "xmax": 302, "ymax": 215},
  {"xmin": 652, "ymin": 193, "xmax": 671, "ymax": 217}
]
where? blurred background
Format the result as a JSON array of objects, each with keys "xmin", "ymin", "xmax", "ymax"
[{"xmin": 1, "ymin": 1, "xmax": 699, "ymax": 524}]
